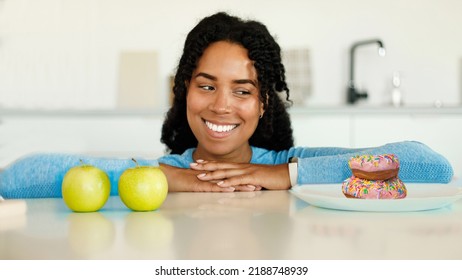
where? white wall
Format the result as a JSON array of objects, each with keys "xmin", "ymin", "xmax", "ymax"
[{"xmin": 0, "ymin": 0, "xmax": 461, "ymax": 109}]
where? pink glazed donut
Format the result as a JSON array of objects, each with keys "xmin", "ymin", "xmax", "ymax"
[
  {"xmin": 348, "ymin": 154, "xmax": 400, "ymax": 180},
  {"xmin": 342, "ymin": 176, "xmax": 407, "ymax": 199}
]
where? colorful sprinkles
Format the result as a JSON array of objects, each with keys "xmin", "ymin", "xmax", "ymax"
[
  {"xmin": 348, "ymin": 154, "xmax": 400, "ymax": 169},
  {"xmin": 342, "ymin": 176, "xmax": 407, "ymax": 199}
]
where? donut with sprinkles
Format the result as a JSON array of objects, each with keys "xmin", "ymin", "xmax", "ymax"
[
  {"xmin": 348, "ymin": 154, "xmax": 399, "ymax": 180},
  {"xmin": 342, "ymin": 154, "xmax": 407, "ymax": 199},
  {"xmin": 342, "ymin": 176, "xmax": 407, "ymax": 199}
]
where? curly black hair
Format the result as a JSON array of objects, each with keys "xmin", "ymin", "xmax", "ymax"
[{"xmin": 161, "ymin": 12, "xmax": 294, "ymax": 154}]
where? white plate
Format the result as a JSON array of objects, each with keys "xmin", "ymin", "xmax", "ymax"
[{"xmin": 290, "ymin": 180, "xmax": 462, "ymax": 212}]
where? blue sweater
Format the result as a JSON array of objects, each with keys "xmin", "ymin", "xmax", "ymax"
[{"xmin": 0, "ymin": 141, "xmax": 454, "ymax": 198}]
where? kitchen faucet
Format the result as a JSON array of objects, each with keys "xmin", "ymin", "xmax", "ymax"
[{"xmin": 347, "ymin": 39, "xmax": 386, "ymax": 104}]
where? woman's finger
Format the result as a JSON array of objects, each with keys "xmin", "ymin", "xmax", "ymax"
[
  {"xmin": 194, "ymin": 181, "xmax": 235, "ymax": 192},
  {"xmin": 231, "ymin": 185, "xmax": 260, "ymax": 192},
  {"xmin": 196, "ymin": 168, "xmax": 250, "ymax": 181},
  {"xmin": 190, "ymin": 161, "xmax": 248, "ymax": 171}
]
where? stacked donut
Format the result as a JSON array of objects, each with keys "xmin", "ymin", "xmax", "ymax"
[{"xmin": 342, "ymin": 154, "xmax": 407, "ymax": 199}]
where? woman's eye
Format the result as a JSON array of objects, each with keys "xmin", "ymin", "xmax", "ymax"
[
  {"xmin": 234, "ymin": 90, "xmax": 251, "ymax": 95},
  {"xmin": 199, "ymin": 85, "xmax": 215, "ymax": 91}
]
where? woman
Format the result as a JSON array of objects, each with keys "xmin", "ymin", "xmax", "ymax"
[
  {"xmin": 156, "ymin": 12, "xmax": 453, "ymax": 192},
  {"xmin": 158, "ymin": 12, "xmax": 293, "ymax": 192}
]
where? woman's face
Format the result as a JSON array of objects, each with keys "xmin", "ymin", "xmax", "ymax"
[{"xmin": 186, "ymin": 41, "xmax": 264, "ymax": 162}]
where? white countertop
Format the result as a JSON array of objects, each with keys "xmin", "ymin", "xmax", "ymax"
[{"xmin": 2, "ymin": 190, "xmax": 462, "ymax": 260}]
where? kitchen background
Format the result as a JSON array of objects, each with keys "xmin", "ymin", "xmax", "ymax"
[
  {"xmin": 0, "ymin": 0, "xmax": 461, "ymax": 176},
  {"xmin": 0, "ymin": 0, "xmax": 461, "ymax": 109}
]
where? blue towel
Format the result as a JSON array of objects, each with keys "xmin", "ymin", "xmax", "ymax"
[{"xmin": 0, "ymin": 154, "xmax": 158, "ymax": 198}]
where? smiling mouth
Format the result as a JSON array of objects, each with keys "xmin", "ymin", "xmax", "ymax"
[{"xmin": 204, "ymin": 120, "xmax": 238, "ymax": 133}]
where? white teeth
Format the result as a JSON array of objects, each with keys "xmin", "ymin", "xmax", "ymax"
[{"xmin": 205, "ymin": 121, "xmax": 237, "ymax": 132}]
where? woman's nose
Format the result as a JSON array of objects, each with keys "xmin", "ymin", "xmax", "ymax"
[{"xmin": 210, "ymin": 90, "xmax": 232, "ymax": 114}]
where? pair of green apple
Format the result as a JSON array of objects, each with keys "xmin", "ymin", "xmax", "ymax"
[{"xmin": 62, "ymin": 159, "xmax": 168, "ymax": 212}]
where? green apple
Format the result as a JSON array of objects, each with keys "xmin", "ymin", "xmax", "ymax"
[
  {"xmin": 118, "ymin": 159, "xmax": 168, "ymax": 211},
  {"xmin": 62, "ymin": 161, "xmax": 111, "ymax": 212}
]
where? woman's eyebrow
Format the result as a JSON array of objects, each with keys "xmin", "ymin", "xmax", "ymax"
[
  {"xmin": 194, "ymin": 72, "xmax": 217, "ymax": 81},
  {"xmin": 233, "ymin": 79, "xmax": 257, "ymax": 87},
  {"xmin": 194, "ymin": 72, "xmax": 257, "ymax": 87}
]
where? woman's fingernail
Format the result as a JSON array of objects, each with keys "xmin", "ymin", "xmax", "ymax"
[
  {"xmin": 217, "ymin": 181, "xmax": 224, "ymax": 186},
  {"xmin": 247, "ymin": 185, "xmax": 256, "ymax": 190},
  {"xmin": 190, "ymin": 163, "xmax": 198, "ymax": 167},
  {"xmin": 196, "ymin": 159, "xmax": 204, "ymax": 163},
  {"xmin": 197, "ymin": 173, "xmax": 206, "ymax": 178}
]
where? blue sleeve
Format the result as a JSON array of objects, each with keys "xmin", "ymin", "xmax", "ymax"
[
  {"xmin": 157, "ymin": 148, "xmax": 194, "ymax": 168},
  {"xmin": 0, "ymin": 154, "xmax": 159, "ymax": 199},
  {"xmin": 293, "ymin": 141, "xmax": 453, "ymax": 184}
]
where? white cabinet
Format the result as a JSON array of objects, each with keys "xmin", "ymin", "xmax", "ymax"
[
  {"xmin": 0, "ymin": 113, "xmax": 165, "ymax": 168},
  {"xmin": 291, "ymin": 114, "xmax": 351, "ymax": 147}
]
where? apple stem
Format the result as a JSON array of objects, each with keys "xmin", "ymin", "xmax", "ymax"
[
  {"xmin": 79, "ymin": 159, "xmax": 85, "ymax": 165},
  {"xmin": 131, "ymin": 158, "xmax": 139, "ymax": 167}
]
